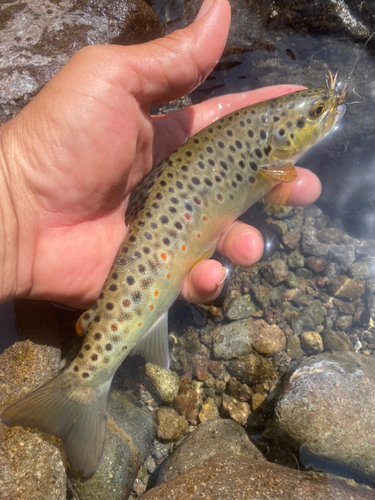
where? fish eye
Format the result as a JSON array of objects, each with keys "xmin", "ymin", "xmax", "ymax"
[{"xmin": 311, "ymin": 101, "xmax": 325, "ymax": 117}]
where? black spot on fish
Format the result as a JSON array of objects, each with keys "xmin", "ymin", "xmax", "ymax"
[
  {"xmin": 122, "ymin": 246, "xmax": 128, "ymax": 253},
  {"xmin": 186, "ymin": 203, "xmax": 193, "ymax": 211},
  {"xmin": 163, "ymin": 237, "xmax": 170, "ymax": 245},
  {"xmin": 192, "ymin": 177, "xmax": 200, "ymax": 185},
  {"xmin": 176, "ymin": 181, "xmax": 183, "ymax": 189},
  {"xmin": 264, "ymin": 145, "xmax": 272, "ymax": 156},
  {"xmin": 236, "ymin": 173, "xmax": 243, "ymax": 182},
  {"xmin": 206, "ymin": 146, "xmax": 214, "ymax": 153},
  {"xmin": 226, "ymin": 130, "xmax": 233, "ymax": 137},
  {"xmin": 171, "ymin": 197, "xmax": 178, "ymax": 204},
  {"xmin": 94, "ymin": 315, "xmax": 101, "ymax": 323},
  {"xmin": 82, "ymin": 372, "xmax": 90, "ymax": 378},
  {"xmin": 91, "ymin": 354, "xmax": 98, "ymax": 361},
  {"xmin": 74, "ymin": 366, "xmax": 79, "ymax": 372},
  {"xmin": 175, "ymin": 222, "xmax": 182, "ymax": 230},
  {"xmin": 129, "ymin": 235, "xmax": 136, "ymax": 242},
  {"xmin": 215, "ymin": 176, "xmax": 222, "ymax": 183},
  {"xmin": 247, "ymin": 130, "xmax": 254, "ymax": 138},
  {"xmin": 239, "ymin": 160, "xmax": 245, "ymax": 169},
  {"xmin": 235, "ymin": 140, "xmax": 242, "ymax": 149},
  {"xmin": 152, "ymin": 203, "xmax": 159, "ymax": 209},
  {"xmin": 255, "ymin": 148, "xmax": 263, "ymax": 158},
  {"xmin": 109, "ymin": 284, "xmax": 117, "ymax": 292},
  {"xmin": 105, "ymin": 343, "xmax": 112, "ymax": 351},
  {"xmin": 83, "ymin": 312, "xmax": 91, "ymax": 320},
  {"xmin": 273, "ymin": 116, "xmax": 280, "ymax": 122},
  {"xmin": 246, "ymin": 118, "xmax": 252, "ymax": 124},
  {"xmin": 198, "ymin": 161, "xmax": 205, "ymax": 169},
  {"xmin": 232, "ymin": 181, "xmax": 237, "ymax": 188},
  {"xmin": 240, "ymin": 120, "xmax": 245, "ymax": 127},
  {"xmin": 169, "ymin": 207, "xmax": 177, "ymax": 213},
  {"xmin": 150, "ymin": 222, "xmax": 158, "ymax": 229},
  {"xmin": 134, "ymin": 251, "xmax": 141, "ymax": 259},
  {"xmin": 99, "ymin": 293, "xmax": 104, "ymax": 299},
  {"xmin": 160, "ymin": 180, "xmax": 167, "ymax": 187},
  {"xmin": 220, "ymin": 160, "xmax": 228, "ymax": 170},
  {"xmin": 127, "ymin": 276, "xmax": 135, "ymax": 285},
  {"xmin": 132, "ymin": 291, "xmax": 141, "ymax": 301},
  {"xmin": 249, "ymin": 176, "xmax": 255, "ymax": 184},
  {"xmin": 218, "ymin": 141, "xmax": 225, "ymax": 149},
  {"xmin": 186, "ymin": 150, "xmax": 192, "ymax": 157},
  {"xmin": 208, "ymin": 159, "xmax": 215, "ymax": 166},
  {"xmin": 106, "ymin": 302, "xmax": 114, "ymax": 310},
  {"xmin": 160, "ymin": 215, "xmax": 169, "ymax": 224},
  {"xmin": 296, "ymin": 117, "xmax": 306, "ymax": 129},
  {"xmin": 288, "ymin": 103, "xmax": 295, "ymax": 109},
  {"xmin": 182, "ymin": 165, "xmax": 188, "ymax": 172},
  {"xmin": 259, "ymin": 130, "xmax": 267, "ymax": 140},
  {"xmin": 205, "ymin": 178, "xmax": 213, "ymax": 187},
  {"xmin": 138, "ymin": 265, "xmax": 146, "ymax": 273},
  {"xmin": 111, "ymin": 273, "xmax": 118, "ymax": 280}
]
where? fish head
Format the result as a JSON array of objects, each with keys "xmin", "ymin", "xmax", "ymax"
[{"xmin": 268, "ymin": 88, "xmax": 346, "ymax": 163}]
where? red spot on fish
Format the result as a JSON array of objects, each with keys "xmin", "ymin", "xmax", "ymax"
[
  {"xmin": 166, "ymin": 273, "xmax": 171, "ymax": 279},
  {"xmin": 203, "ymin": 216, "xmax": 208, "ymax": 221},
  {"xmin": 185, "ymin": 214, "xmax": 191, "ymax": 220},
  {"xmin": 154, "ymin": 290, "xmax": 159, "ymax": 297},
  {"xmin": 111, "ymin": 324, "xmax": 118, "ymax": 331},
  {"xmin": 196, "ymin": 234, "xmax": 201, "ymax": 239},
  {"xmin": 161, "ymin": 252, "xmax": 167, "ymax": 260},
  {"xmin": 149, "ymin": 304, "xmax": 154, "ymax": 311},
  {"xmin": 138, "ymin": 322, "xmax": 142, "ymax": 327},
  {"xmin": 181, "ymin": 245, "xmax": 186, "ymax": 251},
  {"xmin": 123, "ymin": 299, "xmax": 131, "ymax": 308}
]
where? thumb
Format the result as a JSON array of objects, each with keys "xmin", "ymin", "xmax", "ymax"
[{"xmin": 110, "ymin": 0, "xmax": 231, "ymax": 106}]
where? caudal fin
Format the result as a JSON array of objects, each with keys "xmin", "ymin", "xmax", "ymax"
[{"xmin": 1, "ymin": 371, "xmax": 110, "ymax": 476}]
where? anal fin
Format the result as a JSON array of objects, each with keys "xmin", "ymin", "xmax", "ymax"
[{"xmin": 130, "ymin": 312, "xmax": 170, "ymax": 370}]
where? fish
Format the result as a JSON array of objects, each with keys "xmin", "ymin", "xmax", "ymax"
[{"xmin": 1, "ymin": 85, "xmax": 346, "ymax": 476}]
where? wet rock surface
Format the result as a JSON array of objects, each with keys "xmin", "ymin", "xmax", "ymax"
[
  {"xmin": 275, "ymin": 352, "xmax": 375, "ymax": 484},
  {"xmin": 141, "ymin": 455, "xmax": 375, "ymax": 500},
  {"xmin": 0, "ymin": 0, "xmax": 164, "ymax": 125},
  {"xmin": 157, "ymin": 419, "xmax": 264, "ymax": 484}
]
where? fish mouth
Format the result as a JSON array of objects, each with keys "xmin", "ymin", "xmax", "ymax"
[{"xmin": 334, "ymin": 103, "xmax": 346, "ymax": 125}]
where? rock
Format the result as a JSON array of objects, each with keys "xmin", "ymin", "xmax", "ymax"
[
  {"xmin": 261, "ymin": 258, "xmax": 289, "ymax": 286},
  {"xmin": 221, "ymin": 394, "xmax": 250, "ymax": 426},
  {"xmin": 157, "ymin": 419, "xmax": 264, "ymax": 484},
  {"xmin": 324, "ymin": 262, "xmax": 341, "ymax": 279},
  {"xmin": 0, "ymin": 425, "xmax": 66, "ymax": 500},
  {"xmin": 316, "ymin": 228, "xmax": 344, "ymax": 245},
  {"xmin": 156, "ymin": 407, "xmax": 188, "ymax": 441},
  {"xmin": 228, "ymin": 352, "xmax": 275, "ymax": 384},
  {"xmin": 251, "ymin": 319, "xmax": 286, "ymax": 355},
  {"xmin": 145, "ymin": 363, "xmax": 180, "ymax": 404},
  {"xmin": 349, "ymin": 262, "xmax": 371, "ymax": 280},
  {"xmin": 305, "ymin": 256, "xmax": 327, "ymax": 273},
  {"xmin": 327, "ymin": 244, "xmax": 356, "ymax": 270},
  {"xmin": 0, "ymin": 340, "xmax": 67, "ymax": 500},
  {"xmin": 174, "ymin": 381, "xmax": 204, "ymax": 424},
  {"xmin": 306, "ymin": 300, "xmax": 326, "ymax": 326},
  {"xmin": 291, "ymin": 312, "xmax": 317, "ymax": 336},
  {"xmin": 142, "ymin": 455, "xmax": 374, "ymax": 500},
  {"xmin": 286, "ymin": 335, "xmax": 304, "ymax": 359},
  {"xmin": 275, "ymin": 352, "xmax": 375, "ymax": 483},
  {"xmin": 69, "ymin": 388, "xmax": 156, "ymax": 500},
  {"xmin": 0, "ymin": 0, "xmax": 164, "ymax": 125},
  {"xmin": 282, "ymin": 230, "xmax": 301, "ymax": 249},
  {"xmin": 251, "ymin": 393, "xmax": 266, "ymax": 411},
  {"xmin": 327, "ymin": 276, "xmax": 365, "ymax": 301},
  {"xmin": 335, "ymin": 315, "xmax": 353, "ymax": 331},
  {"xmin": 213, "ymin": 318, "xmax": 253, "ymax": 360},
  {"xmin": 300, "ymin": 332, "xmax": 324, "ymax": 354},
  {"xmin": 251, "ymin": 283, "xmax": 271, "ymax": 309},
  {"xmin": 226, "ymin": 378, "xmax": 253, "ymax": 402},
  {"xmin": 301, "ymin": 226, "xmax": 331, "ymax": 257},
  {"xmin": 224, "ymin": 294, "xmax": 257, "ymax": 320},
  {"xmin": 285, "ymin": 271, "xmax": 298, "ymax": 288},
  {"xmin": 287, "ymin": 250, "xmax": 305, "ymax": 268},
  {"xmin": 295, "ymin": 268, "xmax": 313, "ymax": 279},
  {"xmin": 321, "ymin": 330, "xmax": 353, "ymax": 352},
  {"xmin": 198, "ymin": 397, "xmax": 219, "ymax": 422}
]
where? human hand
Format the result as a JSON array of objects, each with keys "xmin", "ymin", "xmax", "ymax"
[{"xmin": 0, "ymin": 0, "xmax": 321, "ymax": 308}]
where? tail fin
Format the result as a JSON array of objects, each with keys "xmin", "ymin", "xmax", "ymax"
[{"xmin": 1, "ymin": 371, "xmax": 110, "ymax": 476}]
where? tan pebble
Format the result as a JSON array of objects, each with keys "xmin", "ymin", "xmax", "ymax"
[
  {"xmin": 251, "ymin": 393, "xmax": 266, "ymax": 411},
  {"xmin": 301, "ymin": 332, "xmax": 324, "ymax": 354}
]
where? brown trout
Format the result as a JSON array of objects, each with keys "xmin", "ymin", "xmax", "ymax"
[{"xmin": 1, "ymin": 87, "xmax": 345, "ymax": 475}]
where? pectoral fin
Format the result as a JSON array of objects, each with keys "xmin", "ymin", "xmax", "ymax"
[{"xmin": 260, "ymin": 162, "xmax": 297, "ymax": 183}]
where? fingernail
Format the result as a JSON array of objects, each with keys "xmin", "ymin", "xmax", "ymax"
[
  {"xmin": 195, "ymin": 0, "xmax": 215, "ymax": 21},
  {"xmin": 216, "ymin": 266, "xmax": 228, "ymax": 287}
]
